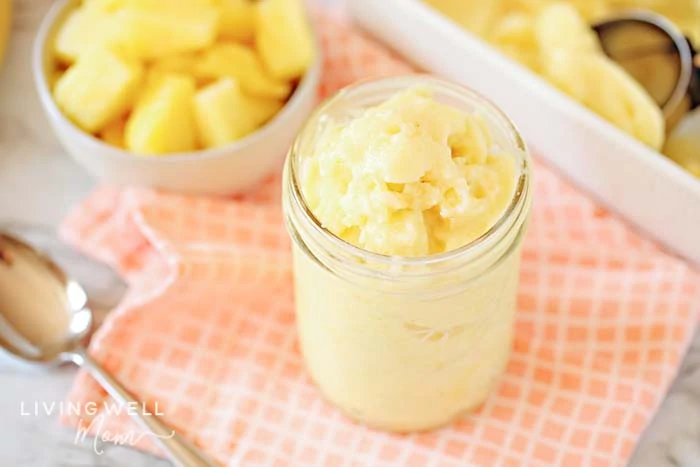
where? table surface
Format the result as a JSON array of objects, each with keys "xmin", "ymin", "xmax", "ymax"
[{"xmin": 0, "ymin": 1, "xmax": 698, "ymax": 466}]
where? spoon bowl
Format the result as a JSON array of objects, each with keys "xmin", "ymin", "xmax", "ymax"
[{"xmin": 0, "ymin": 233, "xmax": 92, "ymax": 365}]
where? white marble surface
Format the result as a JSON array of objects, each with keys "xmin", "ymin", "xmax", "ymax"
[{"xmin": 0, "ymin": 1, "xmax": 697, "ymax": 466}]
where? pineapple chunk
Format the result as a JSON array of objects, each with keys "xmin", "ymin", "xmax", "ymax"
[
  {"xmin": 53, "ymin": 6, "xmax": 118, "ymax": 63},
  {"xmin": 54, "ymin": 48, "xmax": 143, "ymax": 133},
  {"xmin": 87, "ymin": 0, "xmax": 216, "ymax": 11},
  {"xmin": 84, "ymin": 0, "xmax": 124, "ymax": 11},
  {"xmin": 194, "ymin": 43, "xmax": 291, "ymax": 99},
  {"xmin": 125, "ymin": 73, "xmax": 198, "ymax": 154},
  {"xmin": 111, "ymin": 5, "xmax": 218, "ymax": 60},
  {"xmin": 218, "ymin": 0, "xmax": 255, "ymax": 41},
  {"xmin": 256, "ymin": 0, "xmax": 315, "ymax": 80},
  {"xmin": 248, "ymin": 97, "xmax": 284, "ymax": 128},
  {"xmin": 100, "ymin": 118, "xmax": 126, "ymax": 148},
  {"xmin": 48, "ymin": 68, "xmax": 65, "ymax": 90},
  {"xmin": 150, "ymin": 53, "xmax": 199, "ymax": 76},
  {"xmin": 194, "ymin": 78, "xmax": 273, "ymax": 148}
]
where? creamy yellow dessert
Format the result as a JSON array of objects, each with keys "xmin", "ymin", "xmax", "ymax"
[
  {"xmin": 301, "ymin": 88, "xmax": 517, "ymax": 257},
  {"xmin": 284, "ymin": 79, "xmax": 532, "ymax": 432},
  {"xmin": 425, "ymin": 0, "xmax": 668, "ymax": 150}
]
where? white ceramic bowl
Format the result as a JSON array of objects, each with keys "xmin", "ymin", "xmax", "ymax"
[{"xmin": 33, "ymin": 0, "xmax": 321, "ymax": 196}]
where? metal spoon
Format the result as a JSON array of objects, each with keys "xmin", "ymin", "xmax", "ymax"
[
  {"xmin": 593, "ymin": 11, "xmax": 699, "ymax": 129},
  {"xmin": 0, "ymin": 232, "xmax": 218, "ymax": 467}
]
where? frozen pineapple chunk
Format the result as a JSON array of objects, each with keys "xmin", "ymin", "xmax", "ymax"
[
  {"xmin": 53, "ymin": 6, "xmax": 118, "ymax": 63},
  {"xmin": 194, "ymin": 78, "xmax": 276, "ymax": 148},
  {"xmin": 256, "ymin": 0, "xmax": 315, "ymax": 80},
  {"xmin": 111, "ymin": 5, "xmax": 218, "ymax": 60},
  {"xmin": 125, "ymin": 73, "xmax": 198, "ymax": 154},
  {"xmin": 100, "ymin": 118, "xmax": 126, "ymax": 148},
  {"xmin": 218, "ymin": 0, "xmax": 255, "ymax": 41},
  {"xmin": 194, "ymin": 43, "xmax": 291, "ymax": 99},
  {"xmin": 54, "ymin": 48, "xmax": 143, "ymax": 133}
]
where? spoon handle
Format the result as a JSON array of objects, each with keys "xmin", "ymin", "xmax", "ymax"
[{"xmin": 71, "ymin": 348, "xmax": 218, "ymax": 467}]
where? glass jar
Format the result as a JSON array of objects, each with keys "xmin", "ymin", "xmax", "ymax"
[{"xmin": 283, "ymin": 76, "xmax": 533, "ymax": 432}]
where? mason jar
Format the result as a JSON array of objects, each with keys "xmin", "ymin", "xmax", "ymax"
[{"xmin": 283, "ymin": 76, "xmax": 533, "ymax": 432}]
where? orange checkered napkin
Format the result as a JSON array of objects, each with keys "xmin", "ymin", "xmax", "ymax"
[{"xmin": 59, "ymin": 12, "xmax": 700, "ymax": 467}]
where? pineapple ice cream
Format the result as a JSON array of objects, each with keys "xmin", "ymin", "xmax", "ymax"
[
  {"xmin": 286, "ymin": 80, "xmax": 531, "ymax": 432},
  {"xmin": 425, "ymin": 0, "xmax": 669, "ymax": 150},
  {"xmin": 300, "ymin": 87, "xmax": 517, "ymax": 257}
]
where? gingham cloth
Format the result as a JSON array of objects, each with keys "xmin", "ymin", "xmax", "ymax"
[{"xmin": 59, "ymin": 11, "xmax": 700, "ymax": 467}]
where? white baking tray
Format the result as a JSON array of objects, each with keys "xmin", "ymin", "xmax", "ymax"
[{"xmin": 349, "ymin": 0, "xmax": 700, "ymax": 265}]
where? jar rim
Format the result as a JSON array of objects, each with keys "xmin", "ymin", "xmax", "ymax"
[{"xmin": 287, "ymin": 74, "xmax": 532, "ymax": 270}]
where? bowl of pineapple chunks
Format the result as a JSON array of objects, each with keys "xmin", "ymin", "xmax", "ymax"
[{"xmin": 34, "ymin": 0, "xmax": 321, "ymax": 195}]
